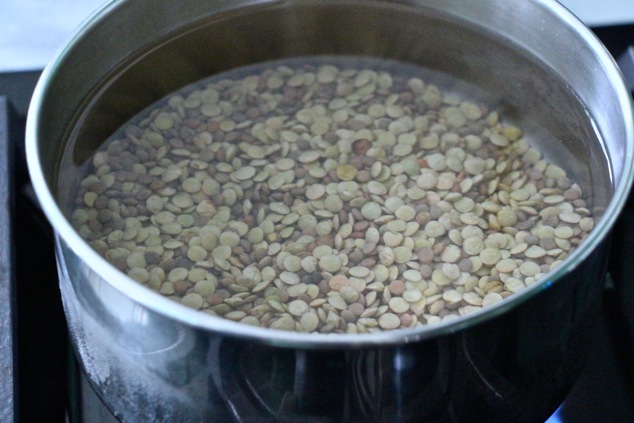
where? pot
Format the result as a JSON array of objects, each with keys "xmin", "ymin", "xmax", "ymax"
[{"xmin": 26, "ymin": 0, "xmax": 634, "ymax": 422}]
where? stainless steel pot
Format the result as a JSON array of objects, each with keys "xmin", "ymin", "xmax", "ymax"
[{"xmin": 26, "ymin": 0, "xmax": 634, "ymax": 422}]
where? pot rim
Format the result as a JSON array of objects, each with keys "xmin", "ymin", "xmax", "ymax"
[{"xmin": 25, "ymin": 0, "xmax": 634, "ymax": 348}]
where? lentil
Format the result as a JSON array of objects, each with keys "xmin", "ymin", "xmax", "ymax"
[{"xmin": 70, "ymin": 58, "xmax": 595, "ymax": 334}]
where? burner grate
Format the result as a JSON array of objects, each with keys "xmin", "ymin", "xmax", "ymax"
[{"xmin": 0, "ymin": 96, "xmax": 17, "ymax": 423}]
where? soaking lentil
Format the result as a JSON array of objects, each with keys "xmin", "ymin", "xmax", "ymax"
[{"xmin": 70, "ymin": 57, "xmax": 596, "ymax": 334}]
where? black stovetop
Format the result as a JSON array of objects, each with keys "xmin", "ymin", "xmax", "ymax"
[{"xmin": 1, "ymin": 24, "xmax": 634, "ymax": 423}]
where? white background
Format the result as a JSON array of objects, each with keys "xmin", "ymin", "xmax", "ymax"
[{"xmin": 0, "ymin": 0, "xmax": 633, "ymax": 72}]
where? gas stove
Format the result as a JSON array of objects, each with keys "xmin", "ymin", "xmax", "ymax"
[{"xmin": 1, "ymin": 22, "xmax": 634, "ymax": 423}]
